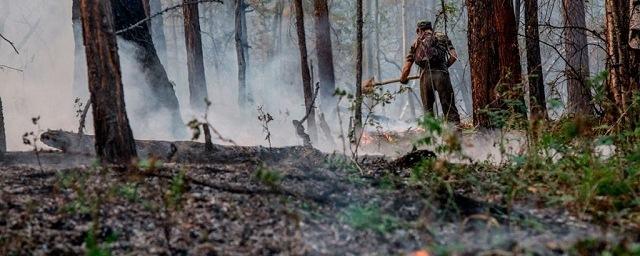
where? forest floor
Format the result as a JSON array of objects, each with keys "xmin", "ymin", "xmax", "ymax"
[{"xmin": 0, "ymin": 132, "xmax": 638, "ymax": 255}]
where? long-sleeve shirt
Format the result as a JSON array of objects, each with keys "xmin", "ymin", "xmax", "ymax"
[{"xmin": 405, "ymin": 32, "xmax": 455, "ymax": 72}]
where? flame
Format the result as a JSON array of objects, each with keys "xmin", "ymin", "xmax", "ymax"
[{"xmin": 360, "ymin": 132, "xmax": 374, "ymax": 145}]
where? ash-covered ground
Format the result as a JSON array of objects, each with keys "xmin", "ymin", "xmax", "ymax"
[{"xmin": 1, "ymin": 140, "xmax": 634, "ymax": 255}]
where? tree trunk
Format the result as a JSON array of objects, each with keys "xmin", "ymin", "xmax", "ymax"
[
  {"xmin": 524, "ymin": 0, "xmax": 547, "ymax": 119},
  {"xmin": 354, "ymin": 0, "xmax": 364, "ymax": 128},
  {"xmin": 467, "ymin": 0, "xmax": 501, "ymax": 127},
  {"xmin": 80, "ymin": 0, "xmax": 137, "ymax": 164},
  {"xmin": 563, "ymin": 0, "xmax": 594, "ymax": 115},
  {"xmin": 365, "ymin": 0, "xmax": 375, "ymax": 79},
  {"xmin": 111, "ymin": 0, "xmax": 184, "ymax": 136},
  {"xmin": 400, "ymin": 0, "xmax": 416, "ymax": 119},
  {"xmin": 235, "ymin": 0, "xmax": 249, "ymax": 107},
  {"xmin": 271, "ymin": 0, "xmax": 285, "ymax": 59},
  {"xmin": 0, "ymin": 97, "xmax": 5, "ymax": 154},
  {"xmin": 514, "ymin": 0, "xmax": 521, "ymax": 24},
  {"xmin": 293, "ymin": 0, "xmax": 318, "ymax": 141},
  {"xmin": 72, "ymin": 0, "xmax": 88, "ymax": 99},
  {"xmin": 183, "ymin": 0, "xmax": 209, "ymax": 112},
  {"xmin": 375, "ymin": 0, "xmax": 382, "ymax": 81},
  {"xmin": 313, "ymin": 0, "xmax": 337, "ymax": 112},
  {"xmin": 150, "ymin": 0, "xmax": 168, "ymax": 64},
  {"xmin": 605, "ymin": 0, "xmax": 631, "ymax": 117},
  {"xmin": 494, "ymin": 0, "xmax": 527, "ymax": 116}
]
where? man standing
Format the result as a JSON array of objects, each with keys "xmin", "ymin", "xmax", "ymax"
[{"xmin": 400, "ymin": 21, "xmax": 461, "ymax": 124}]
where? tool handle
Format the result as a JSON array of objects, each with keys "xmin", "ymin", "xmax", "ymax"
[{"xmin": 376, "ymin": 75, "xmax": 420, "ymax": 86}]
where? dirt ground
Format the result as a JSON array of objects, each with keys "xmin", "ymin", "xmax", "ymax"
[{"xmin": 0, "ymin": 145, "xmax": 636, "ymax": 255}]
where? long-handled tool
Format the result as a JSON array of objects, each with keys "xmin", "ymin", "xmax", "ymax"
[{"xmin": 362, "ymin": 75, "xmax": 420, "ymax": 94}]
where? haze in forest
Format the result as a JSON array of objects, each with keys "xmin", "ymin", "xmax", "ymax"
[{"xmin": 0, "ymin": 0, "xmax": 608, "ymax": 154}]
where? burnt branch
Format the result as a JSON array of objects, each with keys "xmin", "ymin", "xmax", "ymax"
[
  {"xmin": 116, "ymin": 0, "xmax": 223, "ymax": 35},
  {"xmin": 0, "ymin": 32, "xmax": 19, "ymax": 54}
]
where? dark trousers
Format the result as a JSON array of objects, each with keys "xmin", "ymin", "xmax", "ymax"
[{"xmin": 419, "ymin": 69, "xmax": 461, "ymax": 124}]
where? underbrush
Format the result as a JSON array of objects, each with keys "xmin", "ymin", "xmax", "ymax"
[{"xmin": 410, "ymin": 114, "xmax": 640, "ymax": 230}]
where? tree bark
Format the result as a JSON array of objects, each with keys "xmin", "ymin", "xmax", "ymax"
[
  {"xmin": 313, "ymin": 0, "xmax": 337, "ymax": 112},
  {"xmin": 111, "ymin": 0, "xmax": 184, "ymax": 136},
  {"xmin": 467, "ymin": 0, "xmax": 501, "ymax": 127},
  {"xmin": 0, "ymin": 97, "xmax": 5, "ymax": 154},
  {"xmin": 235, "ymin": 0, "xmax": 249, "ymax": 107},
  {"xmin": 80, "ymin": 0, "xmax": 137, "ymax": 164},
  {"xmin": 494, "ymin": 0, "xmax": 527, "ymax": 116},
  {"xmin": 605, "ymin": 0, "xmax": 632, "ymax": 117},
  {"xmin": 354, "ymin": 0, "xmax": 364, "ymax": 128},
  {"xmin": 524, "ymin": 0, "xmax": 547, "ymax": 119},
  {"xmin": 563, "ymin": 0, "xmax": 594, "ymax": 115},
  {"xmin": 183, "ymin": 0, "xmax": 209, "ymax": 112},
  {"xmin": 293, "ymin": 0, "xmax": 318, "ymax": 142}
]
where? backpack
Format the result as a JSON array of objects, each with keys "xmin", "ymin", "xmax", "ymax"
[{"xmin": 414, "ymin": 31, "xmax": 448, "ymax": 68}]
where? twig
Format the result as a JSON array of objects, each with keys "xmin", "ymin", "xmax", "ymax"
[
  {"xmin": 0, "ymin": 64, "xmax": 23, "ymax": 72},
  {"xmin": 116, "ymin": 0, "xmax": 223, "ymax": 35},
  {"xmin": 0, "ymin": 32, "xmax": 19, "ymax": 54},
  {"xmin": 78, "ymin": 99, "xmax": 91, "ymax": 135},
  {"xmin": 293, "ymin": 83, "xmax": 320, "ymax": 147}
]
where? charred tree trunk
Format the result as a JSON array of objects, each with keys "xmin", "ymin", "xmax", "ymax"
[
  {"xmin": 494, "ymin": 0, "xmax": 527, "ymax": 117},
  {"xmin": 112, "ymin": 0, "xmax": 184, "ymax": 136},
  {"xmin": 149, "ymin": 0, "xmax": 168, "ymax": 64},
  {"xmin": 0, "ymin": 97, "xmax": 5, "ymax": 154},
  {"xmin": 313, "ymin": 0, "xmax": 337, "ymax": 112},
  {"xmin": 563, "ymin": 0, "xmax": 594, "ymax": 116},
  {"xmin": 354, "ymin": 0, "xmax": 364, "ymax": 128},
  {"xmin": 72, "ymin": 0, "xmax": 88, "ymax": 99},
  {"xmin": 293, "ymin": 0, "xmax": 318, "ymax": 142},
  {"xmin": 183, "ymin": 0, "xmax": 209, "ymax": 111},
  {"xmin": 235, "ymin": 0, "xmax": 249, "ymax": 107},
  {"xmin": 467, "ymin": 0, "xmax": 501, "ymax": 127},
  {"xmin": 80, "ymin": 0, "xmax": 137, "ymax": 164},
  {"xmin": 524, "ymin": 0, "xmax": 547, "ymax": 119}
]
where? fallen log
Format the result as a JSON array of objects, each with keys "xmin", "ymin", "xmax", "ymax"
[{"xmin": 40, "ymin": 130, "xmax": 325, "ymax": 164}]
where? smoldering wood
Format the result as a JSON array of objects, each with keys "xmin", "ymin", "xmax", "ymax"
[
  {"xmin": 40, "ymin": 130, "xmax": 318, "ymax": 164},
  {"xmin": 80, "ymin": 0, "xmax": 138, "ymax": 164},
  {"xmin": 111, "ymin": 0, "xmax": 184, "ymax": 135}
]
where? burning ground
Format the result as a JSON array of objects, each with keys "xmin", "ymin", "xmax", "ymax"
[{"xmin": 1, "ymin": 131, "xmax": 638, "ymax": 255}]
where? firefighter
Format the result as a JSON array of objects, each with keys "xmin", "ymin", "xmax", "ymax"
[{"xmin": 400, "ymin": 20, "xmax": 461, "ymax": 125}]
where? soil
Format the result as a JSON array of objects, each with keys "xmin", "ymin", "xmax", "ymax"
[{"xmin": 0, "ymin": 144, "xmax": 634, "ymax": 255}]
